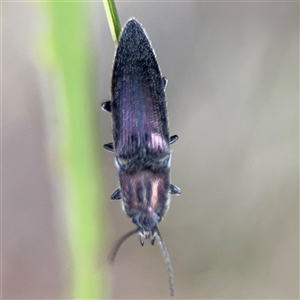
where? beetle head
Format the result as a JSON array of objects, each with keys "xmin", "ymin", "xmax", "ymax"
[{"xmin": 132, "ymin": 210, "xmax": 161, "ymax": 245}]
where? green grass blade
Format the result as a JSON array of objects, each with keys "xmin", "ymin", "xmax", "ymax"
[
  {"xmin": 103, "ymin": 0, "xmax": 121, "ymax": 47},
  {"xmin": 41, "ymin": 2, "xmax": 105, "ymax": 298}
]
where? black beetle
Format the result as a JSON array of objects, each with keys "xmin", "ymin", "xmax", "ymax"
[{"xmin": 102, "ymin": 18, "xmax": 180, "ymax": 296}]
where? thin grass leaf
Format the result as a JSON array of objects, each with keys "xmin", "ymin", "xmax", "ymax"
[
  {"xmin": 103, "ymin": 0, "xmax": 121, "ymax": 47},
  {"xmin": 41, "ymin": 2, "xmax": 106, "ymax": 298}
]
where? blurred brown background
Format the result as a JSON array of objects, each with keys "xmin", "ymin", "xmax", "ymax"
[{"xmin": 3, "ymin": 1, "xmax": 299, "ymax": 299}]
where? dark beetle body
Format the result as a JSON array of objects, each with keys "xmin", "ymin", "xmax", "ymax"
[
  {"xmin": 112, "ymin": 19, "xmax": 172, "ymax": 233},
  {"xmin": 102, "ymin": 18, "xmax": 180, "ymax": 296}
]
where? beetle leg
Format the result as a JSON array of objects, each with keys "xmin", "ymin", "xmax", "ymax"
[
  {"xmin": 162, "ymin": 76, "xmax": 168, "ymax": 91},
  {"xmin": 139, "ymin": 235, "xmax": 144, "ymax": 246},
  {"xmin": 110, "ymin": 188, "xmax": 122, "ymax": 200},
  {"xmin": 101, "ymin": 101, "xmax": 112, "ymax": 113},
  {"xmin": 170, "ymin": 184, "xmax": 181, "ymax": 195},
  {"xmin": 103, "ymin": 142, "xmax": 114, "ymax": 152},
  {"xmin": 170, "ymin": 135, "xmax": 179, "ymax": 144}
]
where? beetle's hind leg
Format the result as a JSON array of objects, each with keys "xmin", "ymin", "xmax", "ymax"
[
  {"xmin": 103, "ymin": 142, "xmax": 114, "ymax": 152},
  {"xmin": 101, "ymin": 101, "xmax": 112, "ymax": 113},
  {"xmin": 162, "ymin": 77, "xmax": 168, "ymax": 91}
]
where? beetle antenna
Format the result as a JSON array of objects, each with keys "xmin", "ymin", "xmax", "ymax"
[
  {"xmin": 155, "ymin": 227, "xmax": 174, "ymax": 297},
  {"xmin": 108, "ymin": 229, "xmax": 138, "ymax": 263}
]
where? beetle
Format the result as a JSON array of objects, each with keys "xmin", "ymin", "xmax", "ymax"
[{"xmin": 102, "ymin": 18, "xmax": 180, "ymax": 296}]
